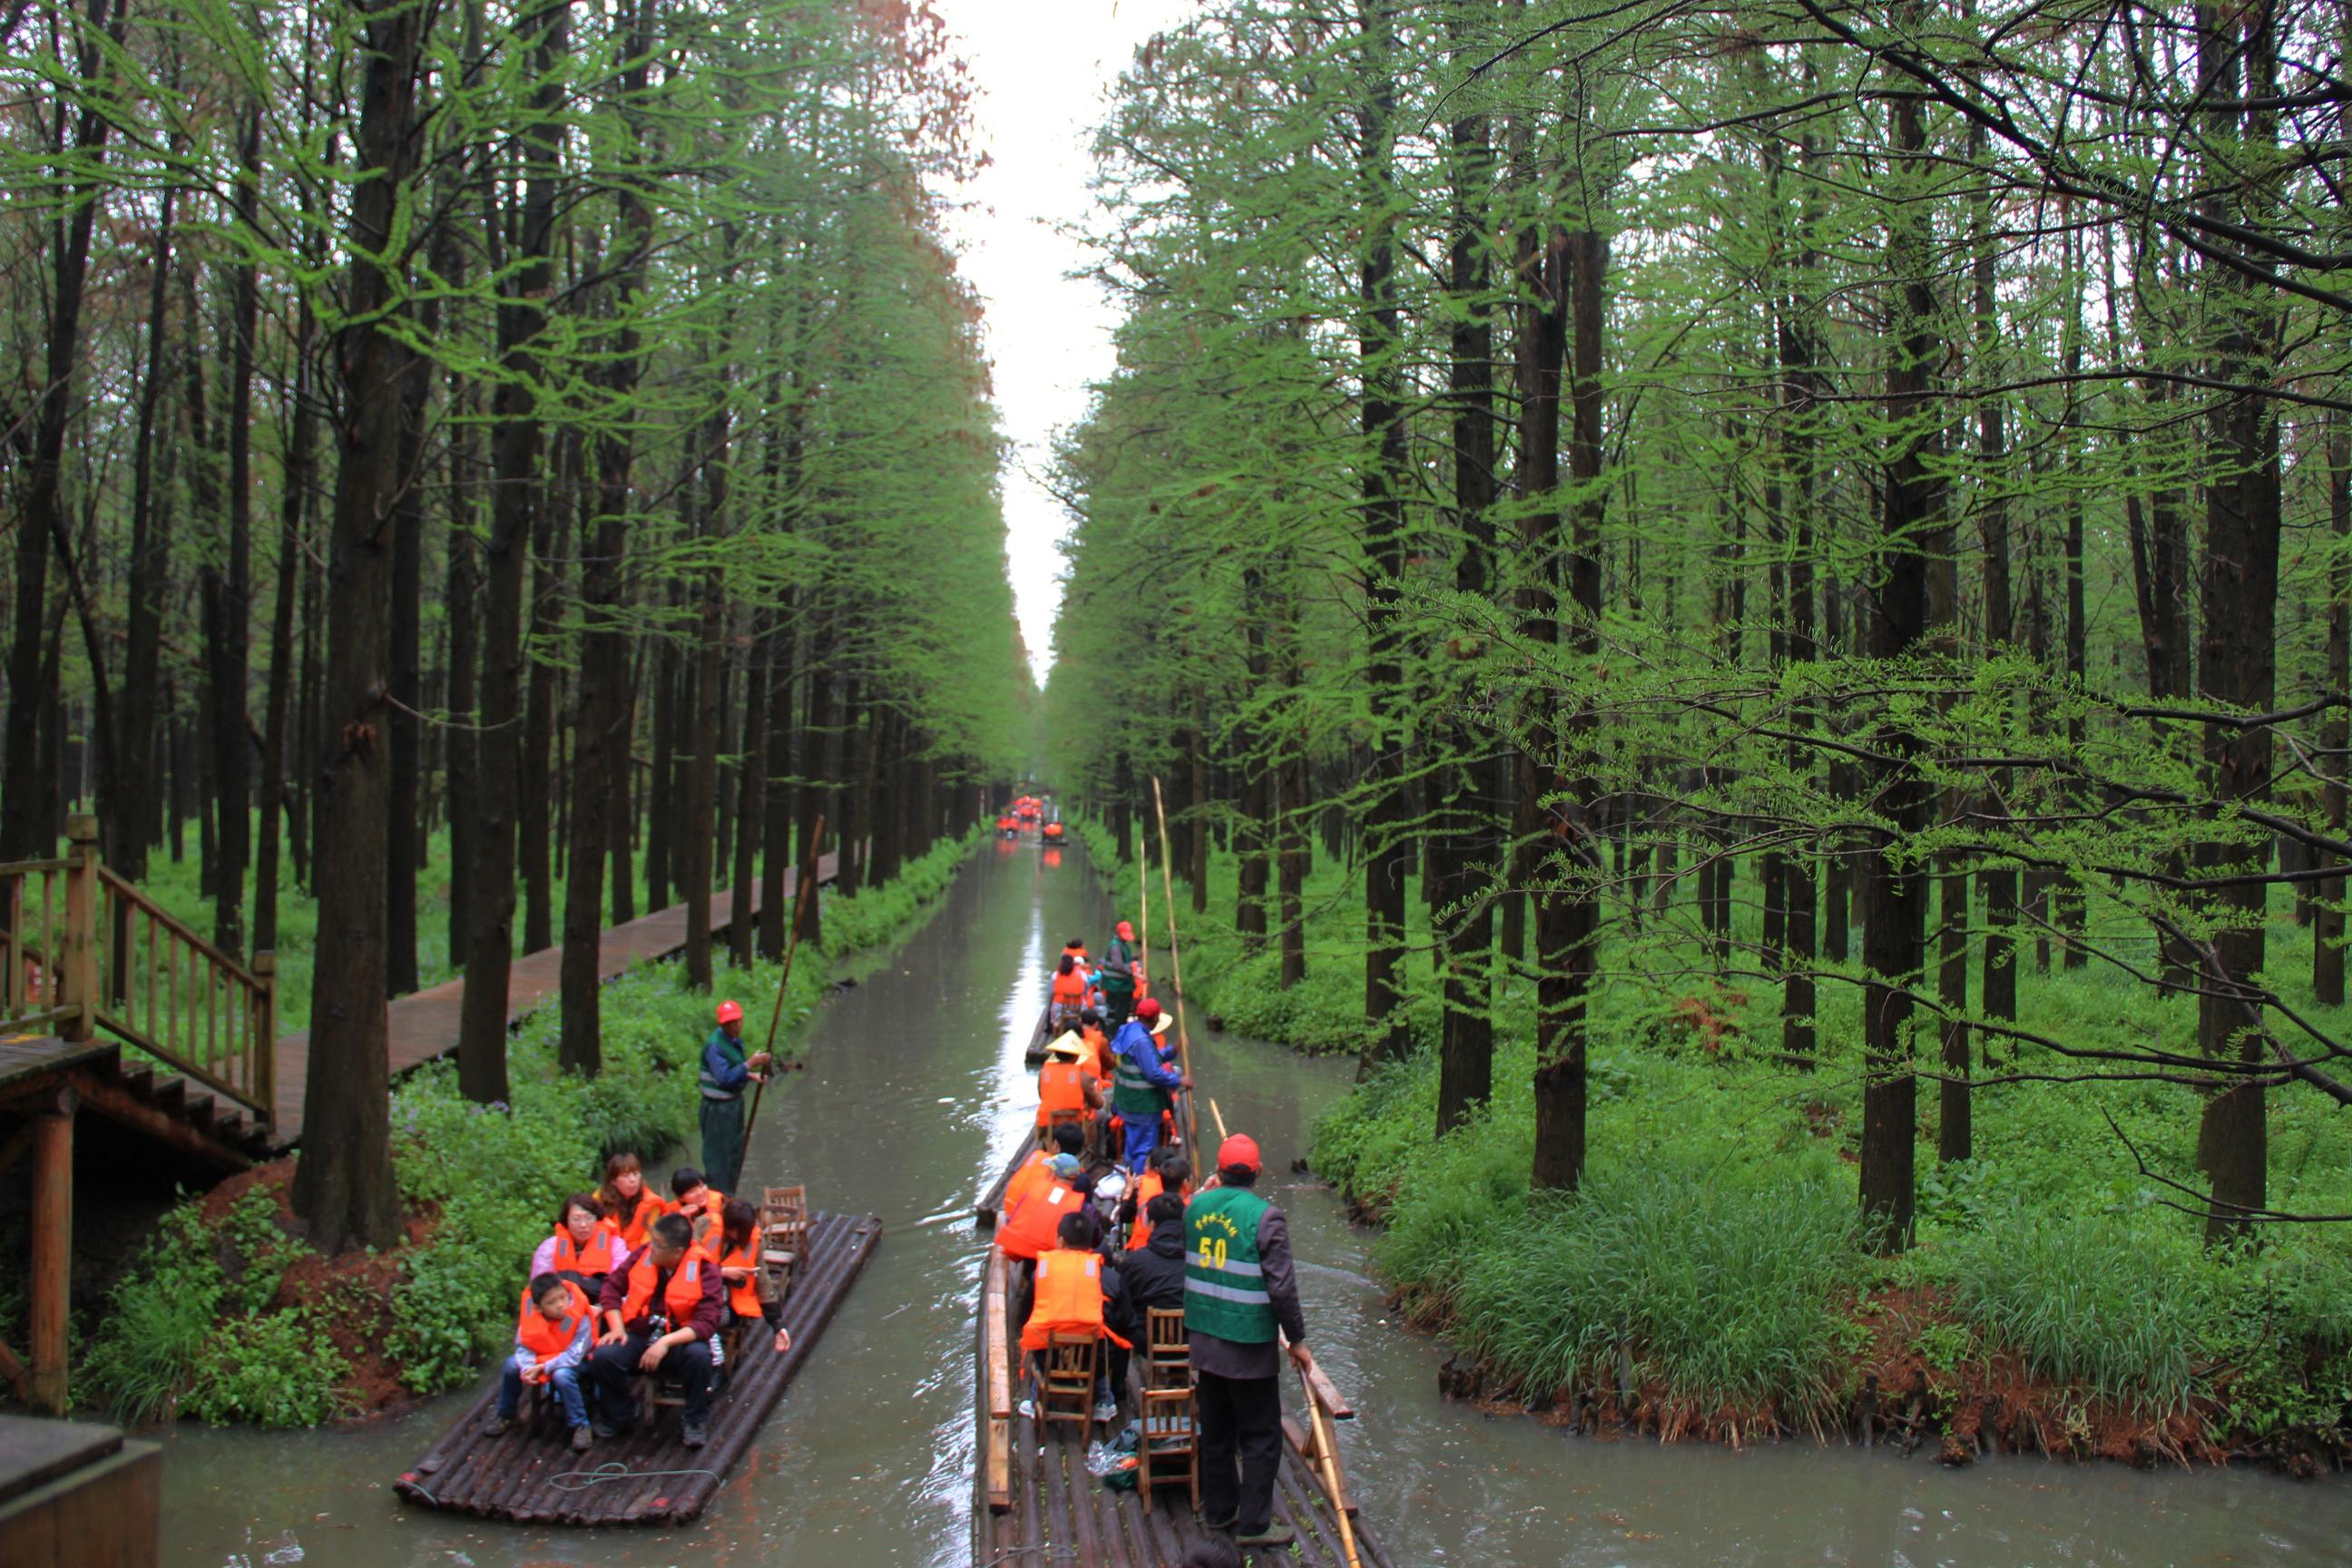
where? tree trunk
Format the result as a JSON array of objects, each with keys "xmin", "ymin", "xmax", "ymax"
[
  {"xmin": 2317, "ymin": 412, "xmax": 2349, "ymax": 1006},
  {"xmin": 730, "ymin": 624, "xmax": 767, "ymax": 969},
  {"xmin": 384, "ymin": 312, "xmax": 428, "ymax": 995},
  {"xmin": 255, "ymin": 296, "xmax": 318, "ymax": 957}
]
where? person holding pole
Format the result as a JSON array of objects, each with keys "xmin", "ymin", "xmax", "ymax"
[
  {"xmin": 1111, "ymin": 997, "xmax": 1186, "ymax": 1173},
  {"xmin": 698, "ymin": 1000, "xmax": 771, "ymax": 1194},
  {"xmin": 1185, "ymin": 1132, "xmax": 1310, "ymax": 1549},
  {"xmin": 1098, "ymin": 918, "xmax": 1145, "ymax": 1030}
]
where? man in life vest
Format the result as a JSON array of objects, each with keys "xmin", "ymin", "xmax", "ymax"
[
  {"xmin": 485, "ymin": 1272, "xmax": 596, "ymax": 1449},
  {"xmin": 1097, "ymin": 920, "xmax": 1144, "ymax": 1029},
  {"xmin": 1123, "ymin": 1151, "xmax": 1191, "ymax": 1252},
  {"xmin": 1018, "ymin": 1210, "xmax": 1131, "ymax": 1426},
  {"xmin": 699, "ymin": 1001, "xmax": 772, "ymax": 1195},
  {"xmin": 1003, "ymin": 1123, "xmax": 1085, "ymax": 1225},
  {"xmin": 1035, "ymin": 1032, "xmax": 1104, "ymax": 1142},
  {"xmin": 1185, "ymin": 1133, "xmax": 1312, "ymax": 1550},
  {"xmin": 1111, "ymin": 998, "xmax": 1187, "ymax": 1174},
  {"xmin": 1125, "ymin": 1191, "xmax": 1189, "ymax": 1313},
  {"xmin": 588, "ymin": 1211, "xmax": 726, "ymax": 1447},
  {"xmin": 998, "ymin": 1153, "xmax": 1087, "ymax": 1266}
]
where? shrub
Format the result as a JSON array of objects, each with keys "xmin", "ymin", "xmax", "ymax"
[
  {"xmin": 83, "ymin": 1205, "xmax": 226, "ymax": 1426},
  {"xmin": 182, "ymin": 1308, "xmax": 352, "ymax": 1427}
]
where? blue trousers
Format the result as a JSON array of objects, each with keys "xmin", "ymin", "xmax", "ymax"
[
  {"xmin": 1122, "ymin": 1112, "xmax": 1161, "ymax": 1174},
  {"xmin": 498, "ymin": 1357, "xmax": 588, "ymax": 1428}
]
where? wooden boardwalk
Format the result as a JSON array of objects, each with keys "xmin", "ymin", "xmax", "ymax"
[
  {"xmin": 972, "ymin": 1132, "xmax": 1396, "ymax": 1568},
  {"xmin": 270, "ymin": 858, "xmax": 836, "ymax": 1145},
  {"xmin": 396, "ymin": 1210, "xmax": 880, "ymax": 1525}
]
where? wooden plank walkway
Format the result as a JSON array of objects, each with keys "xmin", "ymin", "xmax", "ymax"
[
  {"xmin": 972, "ymin": 1132, "xmax": 1396, "ymax": 1568},
  {"xmin": 396, "ymin": 1210, "xmax": 880, "ymax": 1525},
  {"xmin": 270, "ymin": 858, "xmax": 837, "ymax": 1145}
]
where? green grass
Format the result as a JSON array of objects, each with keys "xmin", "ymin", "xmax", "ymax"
[{"xmin": 1078, "ymin": 815, "xmax": 2352, "ymax": 1446}]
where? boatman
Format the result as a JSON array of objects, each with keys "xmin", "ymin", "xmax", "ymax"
[
  {"xmin": 1185, "ymin": 1132, "xmax": 1311, "ymax": 1551},
  {"xmin": 699, "ymin": 1000, "xmax": 771, "ymax": 1194},
  {"xmin": 1098, "ymin": 919, "xmax": 1145, "ymax": 1030},
  {"xmin": 1111, "ymin": 998, "xmax": 1187, "ymax": 1173}
]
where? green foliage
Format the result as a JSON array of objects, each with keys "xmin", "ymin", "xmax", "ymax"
[
  {"xmin": 181, "ymin": 1309, "xmax": 352, "ymax": 1428},
  {"xmin": 83, "ymin": 1205, "xmax": 226, "ymax": 1426}
]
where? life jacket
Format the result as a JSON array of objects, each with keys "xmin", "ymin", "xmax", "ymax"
[
  {"xmin": 1020, "ymin": 1247, "xmax": 1130, "ymax": 1352},
  {"xmin": 1185, "ymin": 1185, "xmax": 1276, "ymax": 1343},
  {"xmin": 1000, "ymin": 1150, "xmax": 1054, "ymax": 1221},
  {"xmin": 1082, "ymin": 1026, "xmax": 1114, "ymax": 1087},
  {"xmin": 1052, "ymin": 967, "xmax": 1087, "ymax": 1008},
  {"xmin": 997, "ymin": 1178, "xmax": 1081, "ymax": 1262},
  {"xmin": 1127, "ymin": 1169, "xmax": 1164, "ymax": 1251},
  {"xmin": 620, "ymin": 1251, "xmax": 707, "ymax": 1328},
  {"xmin": 552, "ymin": 1224, "xmax": 616, "ymax": 1279},
  {"xmin": 715, "ymin": 1239, "xmax": 761, "ymax": 1317},
  {"xmin": 515, "ymin": 1280, "xmax": 593, "ymax": 1361},
  {"xmin": 677, "ymin": 1187, "xmax": 727, "ymax": 1241},
  {"xmin": 603, "ymin": 1192, "xmax": 673, "ymax": 1252},
  {"xmin": 1034, "ymin": 1061, "xmax": 1092, "ymax": 1129}
]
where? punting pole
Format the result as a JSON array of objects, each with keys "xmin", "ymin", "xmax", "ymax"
[
  {"xmin": 747, "ymin": 813, "xmax": 825, "ymax": 1146},
  {"xmin": 1298, "ymin": 1354, "xmax": 1363, "ymax": 1568},
  {"xmin": 1152, "ymin": 776, "xmax": 1197, "ymax": 1154}
]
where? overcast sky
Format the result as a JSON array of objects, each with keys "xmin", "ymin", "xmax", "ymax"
[{"xmin": 934, "ymin": 0, "xmax": 1194, "ymax": 686}]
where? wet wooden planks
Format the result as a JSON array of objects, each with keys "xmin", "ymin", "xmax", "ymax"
[
  {"xmin": 395, "ymin": 1209, "xmax": 878, "ymax": 1526},
  {"xmin": 271, "ymin": 854, "xmax": 837, "ymax": 1145}
]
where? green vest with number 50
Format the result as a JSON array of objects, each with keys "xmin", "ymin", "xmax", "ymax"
[{"xmin": 1184, "ymin": 1185, "xmax": 1275, "ymax": 1343}]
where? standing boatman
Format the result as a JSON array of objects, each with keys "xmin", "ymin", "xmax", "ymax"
[
  {"xmin": 699, "ymin": 1000, "xmax": 772, "ymax": 1193},
  {"xmin": 1098, "ymin": 918, "xmax": 1145, "ymax": 1030},
  {"xmin": 1111, "ymin": 997, "xmax": 1186, "ymax": 1173},
  {"xmin": 1185, "ymin": 1132, "xmax": 1311, "ymax": 1551}
]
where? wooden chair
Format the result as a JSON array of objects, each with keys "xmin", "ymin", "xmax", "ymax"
[
  {"xmin": 1039, "ymin": 1331, "xmax": 1101, "ymax": 1443},
  {"xmin": 760, "ymin": 1184, "xmax": 809, "ymax": 1303},
  {"xmin": 1136, "ymin": 1307, "xmax": 1199, "ymax": 1507}
]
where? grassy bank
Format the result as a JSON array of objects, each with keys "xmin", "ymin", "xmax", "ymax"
[
  {"xmin": 74, "ymin": 827, "xmax": 979, "ymax": 1427},
  {"xmin": 1078, "ymin": 817, "xmax": 2352, "ymax": 1468}
]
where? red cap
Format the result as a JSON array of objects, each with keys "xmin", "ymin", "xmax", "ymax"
[
  {"xmin": 716, "ymin": 1000, "xmax": 743, "ymax": 1025},
  {"xmin": 1217, "ymin": 1134, "xmax": 1262, "ymax": 1173},
  {"xmin": 1115, "ymin": 920, "xmax": 1135, "ymax": 940},
  {"xmin": 1134, "ymin": 997, "xmax": 1162, "ymax": 1024}
]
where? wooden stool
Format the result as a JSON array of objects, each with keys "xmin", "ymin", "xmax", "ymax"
[{"xmin": 1136, "ymin": 1307, "xmax": 1199, "ymax": 1507}]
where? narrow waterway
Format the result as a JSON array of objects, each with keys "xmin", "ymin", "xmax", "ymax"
[{"xmin": 158, "ymin": 838, "xmax": 2349, "ymax": 1567}]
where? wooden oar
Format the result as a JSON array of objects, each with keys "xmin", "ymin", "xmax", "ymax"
[
  {"xmin": 1151, "ymin": 776, "xmax": 1197, "ymax": 1153},
  {"xmin": 1289, "ymin": 1341, "xmax": 1363, "ymax": 1568},
  {"xmin": 745, "ymin": 814, "xmax": 824, "ymax": 1147}
]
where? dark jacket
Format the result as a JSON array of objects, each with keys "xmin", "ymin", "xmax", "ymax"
[
  {"xmin": 598, "ymin": 1252, "xmax": 726, "ymax": 1341},
  {"xmin": 1124, "ymin": 1218, "xmax": 1188, "ymax": 1314}
]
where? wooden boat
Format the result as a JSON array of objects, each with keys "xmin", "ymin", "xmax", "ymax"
[
  {"xmin": 1024, "ymin": 1002, "xmax": 1054, "ymax": 1067},
  {"xmin": 395, "ymin": 1199, "xmax": 880, "ymax": 1526},
  {"xmin": 970, "ymin": 1096, "xmax": 1397, "ymax": 1566}
]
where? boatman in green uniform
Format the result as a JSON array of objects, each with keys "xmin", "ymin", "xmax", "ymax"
[
  {"xmin": 699, "ymin": 999, "xmax": 771, "ymax": 1193},
  {"xmin": 1185, "ymin": 1132, "xmax": 1311, "ymax": 1551},
  {"xmin": 1099, "ymin": 918, "xmax": 1144, "ymax": 1030}
]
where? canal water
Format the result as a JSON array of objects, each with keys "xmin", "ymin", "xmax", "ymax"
[{"xmin": 158, "ymin": 837, "xmax": 2350, "ymax": 1566}]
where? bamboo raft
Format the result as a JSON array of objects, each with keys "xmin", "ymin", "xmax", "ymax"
[
  {"xmin": 394, "ymin": 1210, "xmax": 880, "ymax": 1525},
  {"xmin": 970, "ymin": 1111, "xmax": 1396, "ymax": 1566}
]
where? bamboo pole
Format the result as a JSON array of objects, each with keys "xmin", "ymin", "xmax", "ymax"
[
  {"xmin": 1151, "ymin": 777, "xmax": 1196, "ymax": 1153},
  {"xmin": 747, "ymin": 814, "xmax": 824, "ymax": 1146},
  {"xmin": 1298, "ymin": 1352, "xmax": 1363, "ymax": 1568}
]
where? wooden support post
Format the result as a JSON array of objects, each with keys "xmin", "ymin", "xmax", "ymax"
[
  {"xmin": 61, "ymin": 816, "xmax": 98, "ymax": 1045},
  {"xmin": 251, "ymin": 949, "xmax": 277, "ymax": 1132},
  {"xmin": 29, "ymin": 1086, "xmax": 76, "ymax": 1416}
]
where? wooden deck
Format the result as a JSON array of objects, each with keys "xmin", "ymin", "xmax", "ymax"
[
  {"xmin": 971, "ymin": 1132, "xmax": 1396, "ymax": 1567},
  {"xmin": 395, "ymin": 1210, "xmax": 880, "ymax": 1526},
  {"xmin": 270, "ymin": 859, "xmax": 835, "ymax": 1145}
]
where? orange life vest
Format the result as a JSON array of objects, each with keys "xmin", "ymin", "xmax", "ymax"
[
  {"xmin": 677, "ymin": 1187, "xmax": 727, "ymax": 1241},
  {"xmin": 552, "ymin": 1225, "xmax": 616, "ymax": 1277},
  {"xmin": 715, "ymin": 1240, "xmax": 761, "ymax": 1317},
  {"xmin": 1082, "ymin": 1026, "xmax": 1114, "ymax": 1087},
  {"xmin": 516, "ymin": 1281, "xmax": 593, "ymax": 1361},
  {"xmin": 1052, "ymin": 968, "xmax": 1087, "ymax": 1008},
  {"xmin": 619, "ymin": 1251, "xmax": 706, "ymax": 1328},
  {"xmin": 1020, "ymin": 1248, "xmax": 1130, "ymax": 1352},
  {"xmin": 603, "ymin": 1192, "xmax": 674, "ymax": 1252},
  {"xmin": 1001, "ymin": 1150, "xmax": 1054, "ymax": 1220},
  {"xmin": 998, "ymin": 1178, "xmax": 1081, "ymax": 1262},
  {"xmin": 1127, "ymin": 1169, "xmax": 1164, "ymax": 1251},
  {"xmin": 1034, "ymin": 1061, "xmax": 1092, "ymax": 1129}
]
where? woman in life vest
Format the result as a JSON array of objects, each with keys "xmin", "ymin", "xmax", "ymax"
[
  {"xmin": 1034, "ymin": 1033, "xmax": 1104, "ymax": 1134},
  {"xmin": 669, "ymin": 1166, "xmax": 728, "ymax": 1248},
  {"xmin": 1049, "ymin": 954, "xmax": 1089, "ymax": 1031},
  {"xmin": 713, "ymin": 1197, "xmax": 791, "ymax": 1354},
  {"xmin": 533, "ymin": 1192, "xmax": 621, "ymax": 1296},
  {"xmin": 997, "ymin": 1155, "xmax": 1088, "ymax": 1264},
  {"xmin": 598, "ymin": 1152, "xmax": 672, "ymax": 1253},
  {"xmin": 1016, "ymin": 1210, "xmax": 1130, "ymax": 1425},
  {"xmin": 485, "ymin": 1272, "xmax": 596, "ymax": 1448}
]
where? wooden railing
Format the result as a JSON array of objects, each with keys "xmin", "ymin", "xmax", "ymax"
[{"xmin": 0, "ymin": 816, "xmax": 275, "ymax": 1132}]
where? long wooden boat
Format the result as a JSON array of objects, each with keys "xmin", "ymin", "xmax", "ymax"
[
  {"xmin": 395, "ymin": 1209, "xmax": 880, "ymax": 1526},
  {"xmin": 1023, "ymin": 1002, "xmax": 1053, "ymax": 1067},
  {"xmin": 970, "ymin": 1097, "xmax": 1398, "ymax": 1566}
]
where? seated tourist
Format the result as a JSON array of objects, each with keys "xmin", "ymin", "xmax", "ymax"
[
  {"xmin": 713, "ymin": 1198, "xmax": 792, "ymax": 1356},
  {"xmin": 534, "ymin": 1192, "xmax": 622, "ymax": 1298},
  {"xmin": 998, "ymin": 1153, "xmax": 1086, "ymax": 1266},
  {"xmin": 1002, "ymin": 1122, "xmax": 1084, "ymax": 1224},
  {"xmin": 1017, "ymin": 1210, "xmax": 1129, "ymax": 1426},
  {"xmin": 598, "ymin": 1152, "xmax": 672, "ymax": 1252},
  {"xmin": 1122, "ymin": 1151, "xmax": 1191, "ymax": 1252},
  {"xmin": 588, "ymin": 1212, "xmax": 724, "ymax": 1448},
  {"xmin": 1124, "ymin": 1191, "xmax": 1189, "ymax": 1313},
  {"xmin": 485, "ymin": 1272, "xmax": 595, "ymax": 1451},
  {"xmin": 1035, "ymin": 1032, "xmax": 1105, "ymax": 1136},
  {"xmin": 671, "ymin": 1166, "xmax": 727, "ymax": 1247}
]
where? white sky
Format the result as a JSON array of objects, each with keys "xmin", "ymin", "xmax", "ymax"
[{"xmin": 934, "ymin": 0, "xmax": 1196, "ymax": 687}]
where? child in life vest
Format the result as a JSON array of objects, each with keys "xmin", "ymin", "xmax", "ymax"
[{"xmin": 485, "ymin": 1272, "xmax": 595, "ymax": 1450}]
